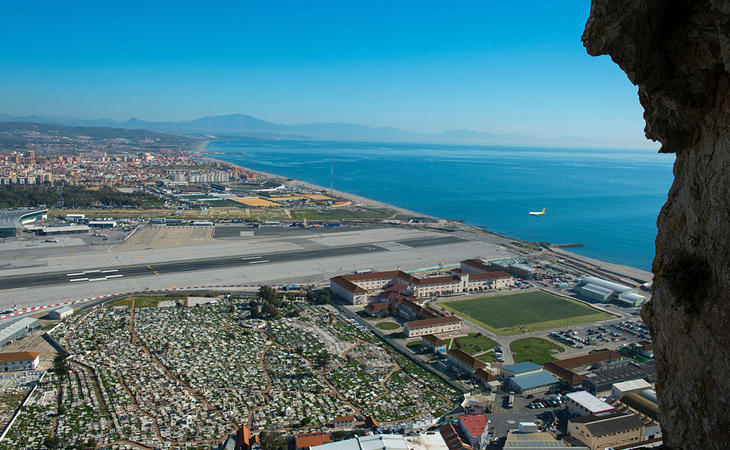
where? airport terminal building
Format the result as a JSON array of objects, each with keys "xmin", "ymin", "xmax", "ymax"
[{"xmin": 0, "ymin": 208, "xmax": 48, "ymax": 237}]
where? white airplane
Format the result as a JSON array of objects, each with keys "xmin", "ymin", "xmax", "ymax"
[{"xmin": 529, "ymin": 208, "xmax": 546, "ymax": 216}]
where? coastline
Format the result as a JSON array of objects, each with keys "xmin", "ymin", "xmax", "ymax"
[{"xmin": 199, "ymin": 144, "xmax": 653, "ymax": 283}]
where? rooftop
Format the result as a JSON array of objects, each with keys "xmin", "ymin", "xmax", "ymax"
[
  {"xmin": 295, "ymin": 432, "xmax": 332, "ymax": 449},
  {"xmin": 0, "ymin": 351, "xmax": 40, "ymax": 362},
  {"xmin": 502, "ymin": 361, "xmax": 543, "ymax": 374},
  {"xmin": 570, "ymin": 412, "xmax": 645, "ymax": 437},
  {"xmin": 566, "ymin": 391, "xmax": 615, "ymax": 414},
  {"xmin": 510, "ymin": 371, "xmax": 559, "ymax": 391},
  {"xmin": 406, "ymin": 316, "xmax": 462, "ymax": 330},
  {"xmin": 459, "ymin": 414, "xmax": 488, "ymax": 437},
  {"xmin": 447, "ymin": 349, "xmax": 486, "ymax": 370}
]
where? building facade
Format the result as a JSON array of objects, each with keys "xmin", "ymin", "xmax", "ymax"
[
  {"xmin": 404, "ymin": 316, "xmax": 462, "ymax": 338},
  {"xmin": 0, "ymin": 352, "xmax": 40, "ymax": 372}
]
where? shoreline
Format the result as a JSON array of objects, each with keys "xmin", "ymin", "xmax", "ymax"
[{"xmin": 197, "ymin": 143, "xmax": 653, "ymax": 283}]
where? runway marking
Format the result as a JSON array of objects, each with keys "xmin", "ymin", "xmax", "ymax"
[
  {"xmin": 88, "ymin": 277, "xmax": 107, "ymax": 282},
  {"xmin": 67, "ymin": 273, "xmax": 84, "ymax": 277},
  {"xmin": 105, "ymin": 274, "xmax": 124, "ymax": 279},
  {"xmin": 84, "ymin": 270, "xmax": 101, "ymax": 274},
  {"xmin": 69, "ymin": 278, "xmax": 88, "ymax": 282},
  {"xmin": 248, "ymin": 260, "xmax": 270, "ymax": 264},
  {"xmin": 101, "ymin": 269, "xmax": 118, "ymax": 273},
  {"xmin": 146, "ymin": 264, "xmax": 159, "ymax": 275}
]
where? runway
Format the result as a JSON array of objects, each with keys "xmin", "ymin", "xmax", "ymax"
[{"xmin": 0, "ymin": 235, "xmax": 464, "ymax": 290}]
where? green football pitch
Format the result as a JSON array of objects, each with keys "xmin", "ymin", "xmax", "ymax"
[{"xmin": 442, "ymin": 291, "xmax": 615, "ymax": 336}]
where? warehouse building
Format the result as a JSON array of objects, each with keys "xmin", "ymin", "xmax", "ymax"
[
  {"xmin": 48, "ymin": 306, "xmax": 74, "ymax": 320},
  {"xmin": 0, "ymin": 352, "xmax": 40, "ymax": 372},
  {"xmin": 543, "ymin": 350, "xmax": 623, "ymax": 388},
  {"xmin": 500, "ymin": 362, "xmax": 542, "ymax": 379},
  {"xmin": 567, "ymin": 413, "xmax": 645, "ymax": 450},
  {"xmin": 581, "ymin": 361, "xmax": 656, "ymax": 396},
  {"xmin": 611, "ymin": 379, "xmax": 653, "ymax": 399},
  {"xmin": 566, "ymin": 391, "xmax": 615, "ymax": 417},
  {"xmin": 508, "ymin": 370, "xmax": 560, "ymax": 394},
  {"xmin": 0, "ymin": 317, "xmax": 39, "ymax": 346},
  {"xmin": 37, "ymin": 225, "xmax": 90, "ymax": 236},
  {"xmin": 575, "ymin": 277, "xmax": 648, "ymax": 307}
]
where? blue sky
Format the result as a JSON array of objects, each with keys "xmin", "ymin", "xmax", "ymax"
[{"xmin": 0, "ymin": 1, "xmax": 653, "ymax": 148}]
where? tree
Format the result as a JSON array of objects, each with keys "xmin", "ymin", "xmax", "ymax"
[
  {"xmin": 53, "ymin": 352, "xmax": 68, "ymax": 378},
  {"xmin": 261, "ymin": 302, "xmax": 280, "ymax": 319},
  {"xmin": 317, "ymin": 290, "xmax": 331, "ymax": 305},
  {"xmin": 43, "ymin": 436, "xmax": 60, "ymax": 449},
  {"xmin": 258, "ymin": 285, "xmax": 277, "ymax": 304},
  {"xmin": 259, "ymin": 431, "xmax": 287, "ymax": 450},
  {"xmin": 306, "ymin": 289, "xmax": 317, "ymax": 302},
  {"xmin": 313, "ymin": 351, "xmax": 331, "ymax": 370},
  {"xmin": 249, "ymin": 302, "xmax": 260, "ymax": 319}
]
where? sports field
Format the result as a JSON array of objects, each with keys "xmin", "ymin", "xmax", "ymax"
[{"xmin": 442, "ymin": 291, "xmax": 615, "ymax": 336}]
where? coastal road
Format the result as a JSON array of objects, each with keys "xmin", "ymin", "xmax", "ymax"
[{"xmin": 0, "ymin": 235, "xmax": 464, "ymax": 291}]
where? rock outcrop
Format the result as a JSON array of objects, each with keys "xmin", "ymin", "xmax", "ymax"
[{"xmin": 582, "ymin": 1, "xmax": 730, "ymax": 448}]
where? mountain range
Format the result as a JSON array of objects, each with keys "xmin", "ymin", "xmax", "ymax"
[{"xmin": 0, "ymin": 113, "xmax": 538, "ymax": 146}]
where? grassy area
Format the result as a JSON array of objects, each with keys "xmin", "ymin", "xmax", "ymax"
[
  {"xmin": 442, "ymin": 290, "xmax": 615, "ymax": 336},
  {"xmin": 290, "ymin": 208, "xmax": 394, "ymax": 220},
  {"xmin": 510, "ymin": 337, "xmax": 565, "ymax": 364},
  {"xmin": 105, "ymin": 295, "xmax": 186, "ymax": 308},
  {"xmin": 376, "ymin": 321, "xmax": 400, "ymax": 330},
  {"xmin": 450, "ymin": 333, "xmax": 498, "ymax": 356}
]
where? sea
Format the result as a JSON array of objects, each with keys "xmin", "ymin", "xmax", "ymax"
[{"xmin": 206, "ymin": 140, "xmax": 675, "ymax": 271}]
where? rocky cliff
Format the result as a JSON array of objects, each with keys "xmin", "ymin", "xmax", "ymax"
[{"xmin": 582, "ymin": 0, "xmax": 730, "ymax": 448}]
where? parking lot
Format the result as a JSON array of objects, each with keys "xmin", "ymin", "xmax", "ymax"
[{"xmin": 547, "ymin": 317, "xmax": 651, "ymax": 354}]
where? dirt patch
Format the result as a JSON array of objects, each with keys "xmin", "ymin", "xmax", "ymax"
[{"xmin": 119, "ymin": 225, "xmax": 214, "ymax": 249}]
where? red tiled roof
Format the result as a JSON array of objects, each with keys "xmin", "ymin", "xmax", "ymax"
[
  {"xmin": 459, "ymin": 414, "xmax": 489, "ymax": 438},
  {"xmin": 473, "ymin": 368, "xmax": 498, "ymax": 383},
  {"xmin": 440, "ymin": 423, "xmax": 473, "ymax": 450},
  {"xmin": 0, "ymin": 352, "xmax": 39, "ymax": 362},
  {"xmin": 551, "ymin": 350, "xmax": 622, "ymax": 369},
  {"xmin": 330, "ymin": 276, "xmax": 366, "ymax": 294},
  {"xmin": 468, "ymin": 271, "xmax": 512, "ymax": 281},
  {"xmin": 333, "ymin": 414, "xmax": 355, "ymax": 423},
  {"xmin": 365, "ymin": 302, "xmax": 390, "ymax": 312},
  {"xmin": 422, "ymin": 334, "xmax": 447, "ymax": 346},
  {"xmin": 294, "ymin": 432, "xmax": 332, "ymax": 449},
  {"xmin": 415, "ymin": 275, "xmax": 461, "ymax": 286},
  {"xmin": 406, "ymin": 316, "xmax": 462, "ymax": 330},
  {"xmin": 447, "ymin": 348, "xmax": 486, "ymax": 369}
]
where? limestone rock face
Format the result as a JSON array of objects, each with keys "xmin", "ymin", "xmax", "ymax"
[{"xmin": 583, "ymin": 1, "xmax": 730, "ymax": 448}]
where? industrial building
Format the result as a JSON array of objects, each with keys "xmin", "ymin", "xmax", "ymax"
[
  {"xmin": 611, "ymin": 379, "xmax": 653, "ymax": 399},
  {"xmin": 312, "ymin": 434, "xmax": 410, "ymax": 450},
  {"xmin": 575, "ymin": 277, "xmax": 648, "ymax": 307},
  {"xmin": 36, "ymin": 225, "xmax": 90, "ymax": 236},
  {"xmin": 0, "ymin": 208, "xmax": 48, "ymax": 237},
  {"xmin": 566, "ymin": 391, "xmax": 615, "ymax": 417},
  {"xmin": 567, "ymin": 413, "xmax": 645, "ymax": 450},
  {"xmin": 508, "ymin": 370, "xmax": 560, "ymax": 394},
  {"xmin": 0, "ymin": 351, "xmax": 40, "ymax": 372},
  {"xmin": 581, "ymin": 361, "xmax": 656, "ymax": 396},
  {"xmin": 0, "ymin": 317, "xmax": 39, "ymax": 346},
  {"xmin": 504, "ymin": 428, "xmax": 586, "ymax": 450},
  {"xmin": 543, "ymin": 350, "xmax": 623, "ymax": 388},
  {"xmin": 48, "ymin": 306, "xmax": 74, "ymax": 320}
]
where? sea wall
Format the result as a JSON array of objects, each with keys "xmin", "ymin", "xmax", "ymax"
[{"xmin": 583, "ymin": 1, "xmax": 730, "ymax": 448}]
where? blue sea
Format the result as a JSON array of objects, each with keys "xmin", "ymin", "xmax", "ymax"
[{"xmin": 207, "ymin": 140, "xmax": 675, "ymax": 271}]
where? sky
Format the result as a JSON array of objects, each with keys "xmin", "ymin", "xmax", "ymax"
[{"xmin": 0, "ymin": 0, "xmax": 654, "ymax": 148}]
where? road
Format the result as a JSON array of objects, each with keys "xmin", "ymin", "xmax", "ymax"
[{"xmin": 0, "ymin": 235, "xmax": 464, "ymax": 290}]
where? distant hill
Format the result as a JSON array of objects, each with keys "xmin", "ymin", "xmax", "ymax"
[
  {"xmin": 0, "ymin": 113, "xmax": 536, "ymax": 145},
  {"xmin": 0, "ymin": 121, "xmax": 204, "ymax": 150}
]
